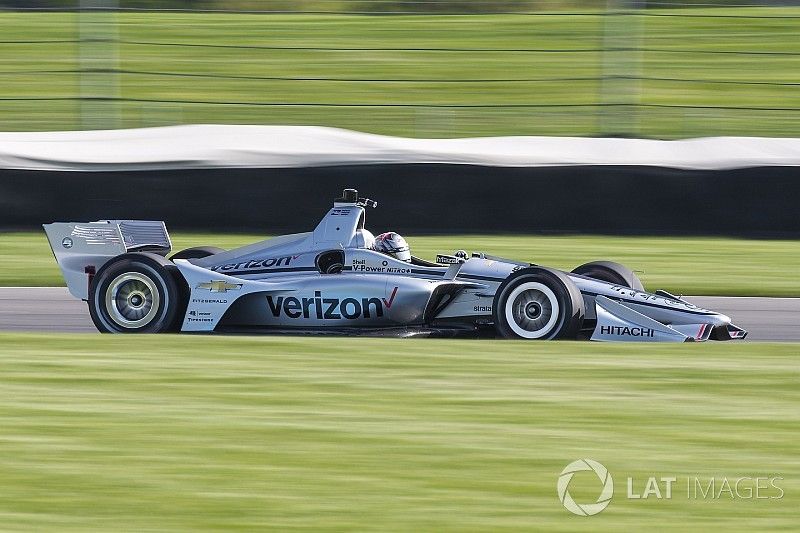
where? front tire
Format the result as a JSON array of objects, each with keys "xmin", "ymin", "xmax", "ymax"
[
  {"xmin": 493, "ymin": 267, "xmax": 585, "ymax": 340},
  {"xmin": 571, "ymin": 260, "xmax": 644, "ymax": 291},
  {"xmin": 89, "ymin": 253, "xmax": 182, "ymax": 333}
]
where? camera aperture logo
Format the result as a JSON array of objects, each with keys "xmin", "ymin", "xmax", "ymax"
[{"xmin": 557, "ymin": 459, "xmax": 614, "ymax": 516}]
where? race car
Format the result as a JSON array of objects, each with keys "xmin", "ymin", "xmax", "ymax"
[{"xmin": 44, "ymin": 188, "xmax": 747, "ymax": 342}]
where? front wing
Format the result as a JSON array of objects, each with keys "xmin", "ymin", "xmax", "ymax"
[{"xmin": 590, "ymin": 295, "xmax": 747, "ymax": 342}]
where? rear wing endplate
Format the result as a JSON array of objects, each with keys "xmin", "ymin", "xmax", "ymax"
[{"xmin": 43, "ymin": 220, "xmax": 171, "ymax": 300}]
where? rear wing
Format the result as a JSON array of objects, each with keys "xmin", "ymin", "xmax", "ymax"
[{"xmin": 43, "ymin": 220, "xmax": 171, "ymax": 300}]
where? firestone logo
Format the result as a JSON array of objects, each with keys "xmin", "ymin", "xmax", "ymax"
[{"xmin": 557, "ymin": 459, "xmax": 614, "ymax": 516}]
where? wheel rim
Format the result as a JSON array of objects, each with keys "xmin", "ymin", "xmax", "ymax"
[
  {"xmin": 104, "ymin": 272, "xmax": 161, "ymax": 329},
  {"xmin": 504, "ymin": 282, "xmax": 560, "ymax": 339}
]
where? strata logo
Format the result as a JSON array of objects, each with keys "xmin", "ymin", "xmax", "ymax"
[
  {"xmin": 557, "ymin": 459, "xmax": 614, "ymax": 516},
  {"xmin": 600, "ymin": 325, "xmax": 654, "ymax": 338},
  {"xmin": 267, "ymin": 287, "xmax": 398, "ymax": 320},
  {"xmin": 210, "ymin": 255, "xmax": 299, "ymax": 273}
]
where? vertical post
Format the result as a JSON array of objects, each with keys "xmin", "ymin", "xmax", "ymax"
[
  {"xmin": 630, "ymin": 0, "xmax": 645, "ymax": 136},
  {"xmin": 78, "ymin": 0, "xmax": 119, "ymax": 130},
  {"xmin": 597, "ymin": 0, "xmax": 643, "ymax": 137}
]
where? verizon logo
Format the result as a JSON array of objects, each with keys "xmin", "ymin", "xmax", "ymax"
[{"xmin": 267, "ymin": 288, "xmax": 398, "ymax": 320}]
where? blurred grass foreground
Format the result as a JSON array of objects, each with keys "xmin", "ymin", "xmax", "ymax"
[
  {"xmin": 1, "ymin": 4, "xmax": 800, "ymax": 137},
  {"xmin": 0, "ymin": 334, "xmax": 797, "ymax": 530}
]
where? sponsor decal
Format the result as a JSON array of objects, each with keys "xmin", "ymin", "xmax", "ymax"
[
  {"xmin": 436, "ymin": 254, "xmax": 461, "ymax": 265},
  {"xmin": 610, "ymin": 286, "xmax": 700, "ymax": 310},
  {"xmin": 210, "ymin": 255, "xmax": 299, "ymax": 273},
  {"xmin": 70, "ymin": 225, "xmax": 120, "ymax": 246},
  {"xmin": 61, "ymin": 237, "xmax": 73, "ymax": 249},
  {"xmin": 330, "ymin": 208, "xmax": 352, "ymax": 216},
  {"xmin": 186, "ymin": 309, "xmax": 214, "ymax": 322},
  {"xmin": 196, "ymin": 280, "xmax": 242, "ymax": 293},
  {"xmin": 266, "ymin": 288, "xmax": 398, "ymax": 320},
  {"xmin": 474, "ymin": 305, "xmax": 492, "ymax": 312},
  {"xmin": 351, "ymin": 258, "xmax": 411, "ymax": 274},
  {"xmin": 383, "ymin": 286, "xmax": 398, "ymax": 309},
  {"xmin": 600, "ymin": 325, "xmax": 655, "ymax": 337},
  {"xmin": 191, "ymin": 298, "xmax": 228, "ymax": 304}
]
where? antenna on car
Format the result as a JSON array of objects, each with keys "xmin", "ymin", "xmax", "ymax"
[
  {"xmin": 337, "ymin": 188, "xmax": 358, "ymax": 203},
  {"xmin": 335, "ymin": 188, "xmax": 377, "ymax": 208}
]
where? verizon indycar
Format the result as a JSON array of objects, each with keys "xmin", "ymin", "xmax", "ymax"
[{"xmin": 44, "ymin": 188, "xmax": 746, "ymax": 342}]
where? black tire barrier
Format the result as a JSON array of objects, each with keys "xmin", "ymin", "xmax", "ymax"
[{"xmin": 1, "ymin": 164, "xmax": 798, "ymax": 236}]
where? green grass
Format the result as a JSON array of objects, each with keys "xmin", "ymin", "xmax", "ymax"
[
  {"xmin": 5, "ymin": 231, "xmax": 798, "ymax": 296},
  {"xmin": 0, "ymin": 334, "xmax": 796, "ymax": 530},
  {"xmin": 1, "ymin": 9, "xmax": 799, "ymax": 137}
]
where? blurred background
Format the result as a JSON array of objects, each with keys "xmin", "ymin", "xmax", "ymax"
[
  {"xmin": 2, "ymin": 0, "xmax": 800, "ymax": 138},
  {"xmin": 1, "ymin": 8, "xmax": 799, "ymax": 531}
]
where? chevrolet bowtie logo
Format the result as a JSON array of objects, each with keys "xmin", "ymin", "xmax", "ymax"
[{"xmin": 196, "ymin": 281, "xmax": 243, "ymax": 293}]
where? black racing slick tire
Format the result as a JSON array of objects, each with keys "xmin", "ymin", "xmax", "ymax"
[
  {"xmin": 88, "ymin": 253, "xmax": 183, "ymax": 333},
  {"xmin": 170, "ymin": 246, "xmax": 225, "ymax": 261},
  {"xmin": 493, "ymin": 267, "xmax": 585, "ymax": 340},
  {"xmin": 571, "ymin": 260, "xmax": 644, "ymax": 291}
]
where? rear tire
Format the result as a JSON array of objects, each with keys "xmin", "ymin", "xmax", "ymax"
[
  {"xmin": 493, "ymin": 267, "xmax": 585, "ymax": 340},
  {"xmin": 170, "ymin": 246, "xmax": 225, "ymax": 261},
  {"xmin": 89, "ymin": 253, "xmax": 182, "ymax": 333},
  {"xmin": 571, "ymin": 260, "xmax": 644, "ymax": 291}
]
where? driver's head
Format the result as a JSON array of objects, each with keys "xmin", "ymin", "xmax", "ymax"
[{"xmin": 373, "ymin": 232, "xmax": 411, "ymax": 262}]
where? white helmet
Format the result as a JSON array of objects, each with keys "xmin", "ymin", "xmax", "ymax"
[{"xmin": 373, "ymin": 232, "xmax": 411, "ymax": 262}]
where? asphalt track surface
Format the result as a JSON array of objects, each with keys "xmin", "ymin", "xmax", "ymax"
[{"xmin": 0, "ymin": 288, "xmax": 797, "ymax": 341}]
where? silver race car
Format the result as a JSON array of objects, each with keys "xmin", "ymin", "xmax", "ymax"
[{"xmin": 44, "ymin": 188, "xmax": 747, "ymax": 342}]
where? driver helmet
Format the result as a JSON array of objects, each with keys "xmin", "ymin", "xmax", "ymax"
[{"xmin": 373, "ymin": 232, "xmax": 411, "ymax": 262}]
